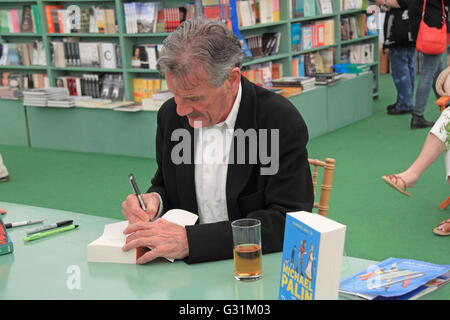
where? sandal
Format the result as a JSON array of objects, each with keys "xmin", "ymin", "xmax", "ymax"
[
  {"xmin": 433, "ymin": 219, "xmax": 450, "ymax": 236},
  {"xmin": 381, "ymin": 175, "xmax": 411, "ymax": 197}
]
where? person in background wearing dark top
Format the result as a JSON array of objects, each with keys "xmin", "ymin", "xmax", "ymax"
[
  {"xmin": 375, "ymin": 0, "xmax": 417, "ymax": 115},
  {"xmin": 405, "ymin": 0, "xmax": 450, "ymax": 129},
  {"xmin": 120, "ymin": 18, "xmax": 314, "ymax": 264},
  {"xmin": 0, "ymin": 153, "xmax": 9, "ymax": 182}
]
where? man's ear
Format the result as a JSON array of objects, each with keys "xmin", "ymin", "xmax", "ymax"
[{"xmin": 227, "ymin": 67, "xmax": 241, "ymax": 91}]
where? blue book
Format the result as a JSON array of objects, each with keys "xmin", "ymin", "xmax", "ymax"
[
  {"xmin": 291, "ymin": 23, "xmax": 302, "ymax": 52},
  {"xmin": 278, "ymin": 211, "xmax": 346, "ymax": 300},
  {"xmin": 340, "ymin": 258, "xmax": 450, "ymax": 299}
]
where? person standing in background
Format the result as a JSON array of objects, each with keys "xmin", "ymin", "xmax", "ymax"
[
  {"xmin": 376, "ymin": 0, "xmax": 417, "ymax": 115},
  {"xmin": 404, "ymin": 0, "xmax": 450, "ymax": 129},
  {"xmin": 0, "ymin": 153, "xmax": 9, "ymax": 182}
]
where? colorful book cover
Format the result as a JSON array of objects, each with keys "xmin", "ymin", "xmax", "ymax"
[
  {"xmin": 340, "ymin": 258, "xmax": 450, "ymax": 298},
  {"xmin": 0, "ymin": 219, "xmax": 13, "ymax": 256},
  {"xmin": 278, "ymin": 211, "xmax": 346, "ymax": 300}
]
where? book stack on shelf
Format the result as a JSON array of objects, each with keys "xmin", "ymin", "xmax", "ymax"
[
  {"xmin": 314, "ymin": 72, "xmax": 345, "ymax": 85},
  {"xmin": 271, "ymin": 76, "xmax": 316, "ymax": 97},
  {"xmin": 0, "ymin": 72, "xmax": 48, "ymax": 99},
  {"xmin": 0, "ymin": 5, "xmax": 41, "ymax": 33},
  {"xmin": 0, "ymin": 42, "xmax": 46, "ymax": 66},
  {"xmin": 45, "ymin": 5, "xmax": 117, "ymax": 34},
  {"xmin": 23, "ymin": 87, "xmax": 70, "ymax": 107},
  {"xmin": 52, "ymin": 41, "xmax": 121, "ymax": 69},
  {"xmin": 339, "ymin": 258, "xmax": 450, "ymax": 300}
]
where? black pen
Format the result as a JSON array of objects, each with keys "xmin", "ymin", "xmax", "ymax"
[
  {"xmin": 25, "ymin": 220, "xmax": 73, "ymax": 236},
  {"xmin": 128, "ymin": 173, "xmax": 147, "ymax": 211}
]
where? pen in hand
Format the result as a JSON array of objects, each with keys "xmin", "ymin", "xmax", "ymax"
[{"xmin": 128, "ymin": 173, "xmax": 147, "ymax": 212}]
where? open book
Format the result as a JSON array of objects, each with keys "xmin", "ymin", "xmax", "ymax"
[{"xmin": 87, "ymin": 209, "xmax": 198, "ymax": 264}]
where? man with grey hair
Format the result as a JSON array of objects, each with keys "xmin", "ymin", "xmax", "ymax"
[{"xmin": 121, "ymin": 17, "xmax": 313, "ymax": 264}]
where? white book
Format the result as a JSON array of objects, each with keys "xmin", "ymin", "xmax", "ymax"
[
  {"xmin": 278, "ymin": 211, "xmax": 346, "ymax": 300},
  {"xmin": 99, "ymin": 43, "xmax": 117, "ymax": 69},
  {"xmin": 87, "ymin": 209, "xmax": 198, "ymax": 264}
]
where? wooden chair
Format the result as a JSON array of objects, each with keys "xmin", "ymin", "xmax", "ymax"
[{"xmin": 309, "ymin": 158, "xmax": 336, "ymax": 217}]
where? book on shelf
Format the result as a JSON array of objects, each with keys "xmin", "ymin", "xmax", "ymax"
[
  {"xmin": 272, "ymin": 76, "xmax": 316, "ymax": 92},
  {"xmin": 0, "ymin": 42, "xmax": 46, "ymax": 67},
  {"xmin": 55, "ymin": 74, "xmax": 124, "ymax": 101},
  {"xmin": 52, "ymin": 40, "xmax": 121, "ymax": 69},
  {"xmin": 133, "ymin": 78, "xmax": 164, "ymax": 103},
  {"xmin": 291, "ymin": 0, "xmax": 304, "ymax": 18},
  {"xmin": 340, "ymin": 0, "xmax": 366, "ymax": 11},
  {"xmin": 316, "ymin": 0, "xmax": 333, "ymax": 14},
  {"xmin": 341, "ymin": 14, "xmax": 366, "ymax": 41},
  {"xmin": 242, "ymin": 61, "xmax": 279, "ymax": 87},
  {"xmin": 0, "ymin": 72, "xmax": 48, "ymax": 100},
  {"xmin": 87, "ymin": 209, "xmax": 198, "ymax": 264},
  {"xmin": 244, "ymin": 32, "xmax": 281, "ymax": 59},
  {"xmin": 131, "ymin": 44, "xmax": 162, "ymax": 70},
  {"xmin": 0, "ymin": 5, "xmax": 41, "ymax": 34},
  {"xmin": 303, "ymin": 0, "xmax": 317, "ymax": 17},
  {"xmin": 278, "ymin": 211, "xmax": 346, "ymax": 300},
  {"xmin": 45, "ymin": 5, "xmax": 116, "ymax": 34},
  {"xmin": 339, "ymin": 258, "xmax": 450, "ymax": 300},
  {"xmin": 341, "ymin": 43, "xmax": 374, "ymax": 64}
]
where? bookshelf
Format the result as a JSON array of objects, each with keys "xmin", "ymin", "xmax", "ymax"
[{"xmin": 0, "ymin": 0, "xmax": 377, "ymax": 157}]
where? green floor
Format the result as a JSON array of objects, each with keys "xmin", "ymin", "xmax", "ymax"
[{"xmin": 0, "ymin": 74, "xmax": 448, "ymax": 266}]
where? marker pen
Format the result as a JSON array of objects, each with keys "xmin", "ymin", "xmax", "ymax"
[
  {"xmin": 26, "ymin": 220, "xmax": 73, "ymax": 236},
  {"xmin": 5, "ymin": 220, "xmax": 44, "ymax": 229}
]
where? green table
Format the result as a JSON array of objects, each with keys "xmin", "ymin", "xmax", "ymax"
[{"xmin": 0, "ymin": 202, "xmax": 446, "ymax": 300}]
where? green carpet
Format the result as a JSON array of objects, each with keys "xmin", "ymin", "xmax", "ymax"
[{"xmin": 0, "ymin": 74, "xmax": 448, "ymax": 266}]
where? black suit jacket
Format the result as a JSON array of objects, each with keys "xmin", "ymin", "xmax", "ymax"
[{"xmin": 148, "ymin": 76, "xmax": 314, "ymax": 263}]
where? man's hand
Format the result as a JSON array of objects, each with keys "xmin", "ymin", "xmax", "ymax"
[
  {"xmin": 121, "ymin": 193, "xmax": 161, "ymax": 223},
  {"xmin": 122, "ymin": 219, "xmax": 189, "ymax": 264},
  {"xmin": 0, "ymin": 208, "xmax": 6, "ymax": 215}
]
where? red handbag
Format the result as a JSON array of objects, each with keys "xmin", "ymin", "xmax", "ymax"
[{"xmin": 416, "ymin": 0, "xmax": 447, "ymax": 55}]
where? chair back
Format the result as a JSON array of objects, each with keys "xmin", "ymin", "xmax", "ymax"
[{"xmin": 308, "ymin": 158, "xmax": 336, "ymax": 217}]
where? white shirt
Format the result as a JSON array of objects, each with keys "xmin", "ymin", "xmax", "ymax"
[{"xmin": 194, "ymin": 83, "xmax": 242, "ymax": 224}]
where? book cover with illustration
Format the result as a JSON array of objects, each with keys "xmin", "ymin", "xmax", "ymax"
[
  {"xmin": 278, "ymin": 211, "xmax": 346, "ymax": 300},
  {"xmin": 0, "ymin": 219, "xmax": 13, "ymax": 256},
  {"xmin": 340, "ymin": 258, "xmax": 450, "ymax": 299}
]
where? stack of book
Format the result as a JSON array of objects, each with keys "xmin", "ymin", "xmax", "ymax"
[
  {"xmin": 339, "ymin": 258, "xmax": 450, "ymax": 300},
  {"xmin": 0, "ymin": 87, "xmax": 21, "ymax": 100},
  {"xmin": 315, "ymin": 72, "xmax": 345, "ymax": 86},
  {"xmin": 245, "ymin": 32, "xmax": 281, "ymax": 59},
  {"xmin": 272, "ymin": 76, "xmax": 316, "ymax": 92},
  {"xmin": 23, "ymin": 87, "xmax": 70, "ymax": 107},
  {"xmin": 291, "ymin": 0, "xmax": 333, "ymax": 18}
]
